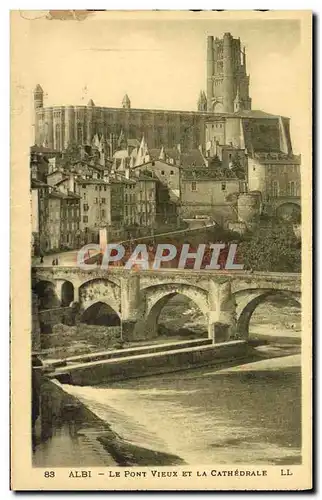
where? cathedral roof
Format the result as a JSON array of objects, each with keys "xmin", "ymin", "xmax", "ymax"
[
  {"xmin": 87, "ymin": 99, "xmax": 95, "ymax": 106},
  {"xmin": 149, "ymin": 148, "xmax": 204, "ymax": 168},
  {"xmin": 233, "ymin": 109, "xmax": 281, "ymax": 119}
]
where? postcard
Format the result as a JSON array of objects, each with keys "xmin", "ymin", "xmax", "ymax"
[{"xmin": 10, "ymin": 9, "xmax": 312, "ymax": 491}]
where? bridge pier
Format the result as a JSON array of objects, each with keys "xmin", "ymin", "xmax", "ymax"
[
  {"xmin": 121, "ymin": 320, "xmax": 138, "ymax": 341},
  {"xmin": 73, "ymin": 286, "xmax": 79, "ymax": 303},
  {"xmin": 207, "ymin": 280, "xmax": 237, "ymax": 343},
  {"xmin": 120, "ymin": 274, "xmax": 141, "ymax": 341}
]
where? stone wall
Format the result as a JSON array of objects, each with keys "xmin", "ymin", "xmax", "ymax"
[
  {"xmin": 38, "ymin": 307, "xmax": 75, "ymax": 332},
  {"xmin": 53, "ymin": 340, "xmax": 249, "ymax": 385}
]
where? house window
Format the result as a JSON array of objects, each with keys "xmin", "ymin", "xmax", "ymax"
[
  {"xmin": 83, "ymin": 203, "xmax": 89, "ymax": 212},
  {"xmin": 82, "ymin": 184, "xmax": 86, "ymax": 189},
  {"xmin": 289, "ymin": 181, "xmax": 296, "ymax": 196},
  {"xmin": 191, "ymin": 181, "xmax": 197, "ymax": 191},
  {"xmin": 95, "ymin": 186, "xmax": 98, "ymax": 191},
  {"xmin": 101, "ymin": 198, "xmax": 106, "ymax": 204},
  {"xmin": 272, "ymin": 180, "xmax": 279, "ymax": 197},
  {"xmin": 104, "ymin": 186, "xmax": 107, "ymax": 191},
  {"xmin": 83, "ymin": 216, "xmax": 88, "ymax": 223},
  {"xmin": 94, "ymin": 198, "xmax": 98, "ymax": 204},
  {"xmin": 170, "ymin": 170, "xmax": 174, "ymax": 175},
  {"xmin": 221, "ymin": 182, "xmax": 226, "ymax": 191},
  {"xmin": 101, "ymin": 209, "xmax": 106, "ymax": 218},
  {"xmin": 161, "ymin": 170, "xmax": 165, "ymax": 175}
]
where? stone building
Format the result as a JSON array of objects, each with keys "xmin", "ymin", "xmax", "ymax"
[
  {"xmin": 133, "ymin": 172, "xmax": 157, "ymax": 228},
  {"xmin": 32, "ymin": 31, "xmax": 301, "ymax": 228},
  {"xmin": 247, "ymin": 152, "xmax": 301, "ymax": 221},
  {"xmin": 47, "ymin": 192, "xmax": 61, "ymax": 250},
  {"xmin": 32, "ymin": 33, "xmax": 294, "ymax": 161},
  {"xmin": 180, "ymin": 168, "xmax": 246, "ymax": 224}
]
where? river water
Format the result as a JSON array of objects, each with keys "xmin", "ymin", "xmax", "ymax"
[
  {"xmin": 61, "ymin": 349, "xmax": 301, "ymax": 466},
  {"xmin": 34, "ymin": 298, "xmax": 302, "ymax": 466}
]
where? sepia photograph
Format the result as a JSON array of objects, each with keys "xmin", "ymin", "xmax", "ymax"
[{"xmin": 10, "ymin": 9, "xmax": 312, "ymax": 491}]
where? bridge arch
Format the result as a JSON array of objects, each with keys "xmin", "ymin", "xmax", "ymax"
[
  {"xmin": 79, "ymin": 278, "xmax": 121, "ymax": 315},
  {"xmin": 235, "ymin": 289, "xmax": 301, "ymax": 339},
  {"xmin": 276, "ymin": 202, "xmax": 301, "ymax": 222},
  {"xmin": 34, "ymin": 280, "xmax": 60, "ymax": 310},
  {"xmin": 141, "ymin": 284, "xmax": 209, "ymax": 339},
  {"xmin": 80, "ymin": 300, "xmax": 121, "ymax": 326},
  {"xmin": 61, "ymin": 280, "xmax": 74, "ymax": 306}
]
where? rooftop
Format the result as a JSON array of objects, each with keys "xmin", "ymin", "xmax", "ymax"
[{"xmin": 35, "ymin": 105, "xmax": 289, "ymax": 120}]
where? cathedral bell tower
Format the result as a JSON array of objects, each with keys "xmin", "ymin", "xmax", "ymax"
[{"xmin": 206, "ymin": 33, "xmax": 251, "ymax": 113}]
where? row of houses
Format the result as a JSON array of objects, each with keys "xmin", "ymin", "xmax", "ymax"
[{"xmin": 31, "ymin": 135, "xmax": 301, "ymax": 255}]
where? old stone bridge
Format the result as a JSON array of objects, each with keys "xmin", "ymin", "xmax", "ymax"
[{"xmin": 32, "ymin": 266, "xmax": 301, "ymax": 342}]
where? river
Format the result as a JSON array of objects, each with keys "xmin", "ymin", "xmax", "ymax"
[
  {"xmin": 34, "ymin": 298, "xmax": 302, "ymax": 466},
  {"xmin": 60, "ymin": 348, "xmax": 301, "ymax": 466}
]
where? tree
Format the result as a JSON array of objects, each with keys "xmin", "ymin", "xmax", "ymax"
[{"xmin": 238, "ymin": 219, "xmax": 301, "ymax": 272}]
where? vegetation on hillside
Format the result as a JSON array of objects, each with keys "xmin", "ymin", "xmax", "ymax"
[{"xmin": 238, "ymin": 217, "xmax": 301, "ymax": 273}]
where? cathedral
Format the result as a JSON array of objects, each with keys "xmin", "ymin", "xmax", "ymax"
[{"xmin": 33, "ymin": 32, "xmax": 294, "ymax": 160}]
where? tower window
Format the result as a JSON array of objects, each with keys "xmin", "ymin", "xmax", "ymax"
[
  {"xmin": 191, "ymin": 181, "xmax": 197, "ymax": 191},
  {"xmin": 221, "ymin": 182, "xmax": 226, "ymax": 191}
]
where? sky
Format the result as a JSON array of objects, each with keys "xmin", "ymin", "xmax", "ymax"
[{"xmin": 25, "ymin": 12, "xmax": 303, "ymax": 152}]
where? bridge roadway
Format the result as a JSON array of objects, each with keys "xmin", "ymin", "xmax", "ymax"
[{"xmin": 32, "ymin": 264, "xmax": 301, "ymax": 343}]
